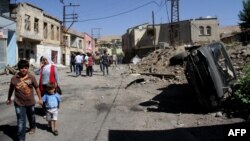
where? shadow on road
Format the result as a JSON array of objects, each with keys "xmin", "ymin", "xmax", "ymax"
[
  {"xmin": 140, "ymin": 83, "xmax": 204, "ymax": 114},
  {"xmin": 36, "ymin": 123, "xmax": 49, "ymax": 131},
  {"xmin": 108, "ymin": 121, "xmax": 249, "ymax": 141},
  {"xmin": 35, "ymin": 107, "xmax": 45, "ymax": 117},
  {"xmin": 0, "ymin": 124, "xmax": 17, "ymax": 141}
]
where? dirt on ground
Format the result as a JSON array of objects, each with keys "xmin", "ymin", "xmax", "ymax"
[
  {"xmin": 0, "ymin": 43, "xmax": 249, "ymax": 141},
  {"xmin": 125, "ymin": 43, "xmax": 250, "ymax": 119}
]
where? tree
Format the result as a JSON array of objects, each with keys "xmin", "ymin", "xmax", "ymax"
[{"xmin": 238, "ymin": 0, "xmax": 250, "ymax": 30}]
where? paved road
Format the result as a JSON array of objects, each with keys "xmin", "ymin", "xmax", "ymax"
[{"xmin": 0, "ymin": 65, "xmax": 248, "ymax": 141}]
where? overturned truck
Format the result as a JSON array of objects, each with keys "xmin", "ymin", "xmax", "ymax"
[{"xmin": 184, "ymin": 42, "xmax": 237, "ymax": 110}]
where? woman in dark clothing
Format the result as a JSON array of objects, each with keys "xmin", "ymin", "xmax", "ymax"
[{"xmin": 86, "ymin": 53, "xmax": 93, "ymax": 77}]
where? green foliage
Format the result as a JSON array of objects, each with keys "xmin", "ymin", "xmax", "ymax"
[
  {"xmin": 238, "ymin": 0, "xmax": 250, "ymax": 30},
  {"xmin": 234, "ymin": 67, "xmax": 250, "ymax": 105}
]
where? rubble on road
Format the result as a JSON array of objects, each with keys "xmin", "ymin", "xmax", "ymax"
[
  {"xmin": 126, "ymin": 44, "xmax": 250, "ymax": 85},
  {"xmin": 0, "ymin": 65, "xmax": 18, "ymax": 75},
  {"xmin": 125, "ymin": 46, "xmax": 187, "ymax": 84},
  {"xmin": 227, "ymin": 45, "xmax": 250, "ymax": 77}
]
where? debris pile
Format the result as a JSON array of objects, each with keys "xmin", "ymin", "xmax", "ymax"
[
  {"xmin": 127, "ymin": 46, "xmax": 187, "ymax": 84},
  {"xmin": 0, "ymin": 65, "xmax": 17, "ymax": 75},
  {"xmin": 127, "ymin": 44, "xmax": 250, "ymax": 84},
  {"xmin": 227, "ymin": 46, "xmax": 250, "ymax": 77}
]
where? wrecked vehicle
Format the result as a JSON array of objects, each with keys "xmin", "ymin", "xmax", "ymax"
[{"xmin": 184, "ymin": 42, "xmax": 237, "ymax": 110}]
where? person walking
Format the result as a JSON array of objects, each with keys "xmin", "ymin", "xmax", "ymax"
[
  {"xmin": 86, "ymin": 53, "xmax": 93, "ymax": 77},
  {"xmin": 42, "ymin": 82, "xmax": 61, "ymax": 136},
  {"xmin": 102, "ymin": 50, "xmax": 109, "ymax": 76},
  {"xmin": 39, "ymin": 56, "xmax": 59, "ymax": 118},
  {"xmin": 6, "ymin": 60, "xmax": 42, "ymax": 141},
  {"xmin": 39, "ymin": 56, "xmax": 59, "ymax": 95},
  {"xmin": 75, "ymin": 52, "xmax": 83, "ymax": 77},
  {"xmin": 99, "ymin": 53, "xmax": 104, "ymax": 72},
  {"xmin": 70, "ymin": 53, "xmax": 76, "ymax": 73}
]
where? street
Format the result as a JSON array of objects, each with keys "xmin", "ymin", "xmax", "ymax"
[{"xmin": 0, "ymin": 64, "xmax": 248, "ymax": 141}]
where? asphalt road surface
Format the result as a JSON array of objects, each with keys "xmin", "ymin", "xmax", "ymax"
[{"xmin": 0, "ymin": 65, "xmax": 248, "ymax": 141}]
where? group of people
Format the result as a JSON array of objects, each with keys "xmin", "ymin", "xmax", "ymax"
[
  {"xmin": 6, "ymin": 56, "xmax": 61, "ymax": 141},
  {"xmin": 5, "ymin": 50, "xmax": 117, "ymax": 141},
  {"xmin": 70, "ymin": 50, "xmax": 111, "ymax": 77},
  {"xmin": 70, "ymin": 52, "xmax": 94, "ymax": 77}
]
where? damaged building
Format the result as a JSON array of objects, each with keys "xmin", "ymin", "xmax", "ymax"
[
  {"xmin": 122, "ymin": 17, "xmax": 220, "ymax": 62},
  {"xmin": 10, "ymin": 2, "xmax": 62, "ymax": 64}
]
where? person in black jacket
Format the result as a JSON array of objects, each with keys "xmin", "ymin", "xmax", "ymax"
[
  {"xmin": 102, "ymin": 50, "xmax": 109, "ymax": 76},
  {"xmin": 70, "ymin": 53, "xmax": 76, "ymax": 72}
]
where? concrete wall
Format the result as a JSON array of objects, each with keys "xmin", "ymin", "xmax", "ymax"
[
  {"xmin": 0, "ymin": 16, "xmax": 18, "ymax": 68},
  {"xmin": 36, "ymin": 44, "xmax": 62, "ymax": 64},
  {"xmin": 7, "ymin": 31, "xmax": 18, "ymax": 66},
  {"xmin": 122, "ymin": 18, "xmax": 220, "ymax": 62},
  {"xmin": 190, "ymin": 18, "xmax": 220, "ymax": 43}
]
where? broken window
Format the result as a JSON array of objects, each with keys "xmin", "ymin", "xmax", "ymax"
[
  {"xmin": 63, "ymin": 35, "xmax": 68, "ymax": 46},
  {"xmin": 43, "ymin": 22, "xmax": 48, "ymax": 39},
  {"xmin": 25, "ymin": 14, "xmax": 31, "ymax": 31},
  {"xmin": 210, "ymin": 44, "xmax": 236, "ymax": 84},
  {"xmin": 51, "ymin": 25, "xmax": 54, "ymax": 40},
  {"xmin": 34, "ymin": 18, "xmax": 39, "ymax": 33},
  {"xmin": 199, "ymin": 26, "xmax": 204, "ymax": 35},
  {"xmin": 206, "ymin": 26, "xmax": 211, "ymax": 35},
  {"xmin": 56, "ymin": 26, "xmax": 59, "ymax": 41},
  {"xmin": 79, "ymin": 40, "xmax": 82, "ymax": 48}
]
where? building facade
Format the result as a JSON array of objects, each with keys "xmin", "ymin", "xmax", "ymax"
[
  {"xmin": 122, "ymin": 17, "xmax": 220, "ymax": 62},
  {"xmin": 37, "ymin": 13, "xmax": 62, "ymax": 64},
  {"xmin": 0, "ymin": 0, "xmax": 18, "ymax": 68},
  {"xmin": 84, "ymin": 33, "xmax": 96, "ymax": 54},
  {"xmin": 10, "ymin": 2, "xmax": 62, "ymax": 64},
  {"xmin": 62, "ymin": 29, "xmax": 84, "ymax": 66}
]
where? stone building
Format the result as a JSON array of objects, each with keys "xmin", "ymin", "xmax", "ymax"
[
  {"xmin": 10, "ymin": 2, "xmax": 62, "ymax": 64},
  {"xmin": 122, "ymin": 17, "xmax": 220, "ymax": 62},
  {"xmin": 37, "ymin": 13, "xmax": 62, "ymax": 64},
  {"xmin": 62, "ymin": 29, "xmax": 84, "ymax": 66}
]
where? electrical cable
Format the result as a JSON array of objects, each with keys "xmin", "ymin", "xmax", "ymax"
[{"xmin": 77, "ymin": 1, "xmax": 161, "ymax": 22}]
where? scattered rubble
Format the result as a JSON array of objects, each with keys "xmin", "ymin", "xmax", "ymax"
[
  {"xmin": 0, "ymin": 65, "xmax": 17, "ymax": 75},
  {"xmin": 126, "ymin": 44, "xmax": 250, "ymax": 86}
]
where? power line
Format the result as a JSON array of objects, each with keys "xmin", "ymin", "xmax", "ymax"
[{"xmin": 77, "ymin": 1, "xmax": 161, "ymax": 22}]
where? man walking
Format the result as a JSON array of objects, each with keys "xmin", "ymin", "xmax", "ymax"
[{"xmin": 75, "ymin": 52, "xmax": 83, "ymax": 77}]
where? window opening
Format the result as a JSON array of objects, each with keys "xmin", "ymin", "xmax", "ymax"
[{"xmin": 25, "ymin": 15, "xmax": 31, "ymax": 31}]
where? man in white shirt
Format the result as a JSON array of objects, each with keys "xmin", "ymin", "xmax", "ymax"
[{"xmin": 75, "ymin": 52, "xmax": 83, "ymax": 76}]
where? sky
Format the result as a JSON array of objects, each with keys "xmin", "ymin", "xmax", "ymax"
[{"xmin": 18, "ymin": 0, "xmax": 243, "ymax": 36}]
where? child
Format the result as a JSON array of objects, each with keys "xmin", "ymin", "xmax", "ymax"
[
  {"xmin": 6, "ymin": 59, "xmax": 42, "ymax": 141},
  {"xmin": 42, "ymin": 82, "xmax": 61, "ymax": 136}
]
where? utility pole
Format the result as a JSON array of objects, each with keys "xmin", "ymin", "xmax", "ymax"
[
  {"xmin": 91, "ymin": 28, "xmax": 102, "ymax": 54},
  {"xmin": 152, "ymin": 11, "xmax": 156, "ymax": 51},
  {"xmin": 63, "ymin": 3, "xmax": 80, "ymax": 31},
  {"xmin": 167, "ymin": 0, "xmax": 180, "ymax": 47},
  {"xmin": 60, "ymin": 1, "xmax": 80, "ymax": 65}
]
